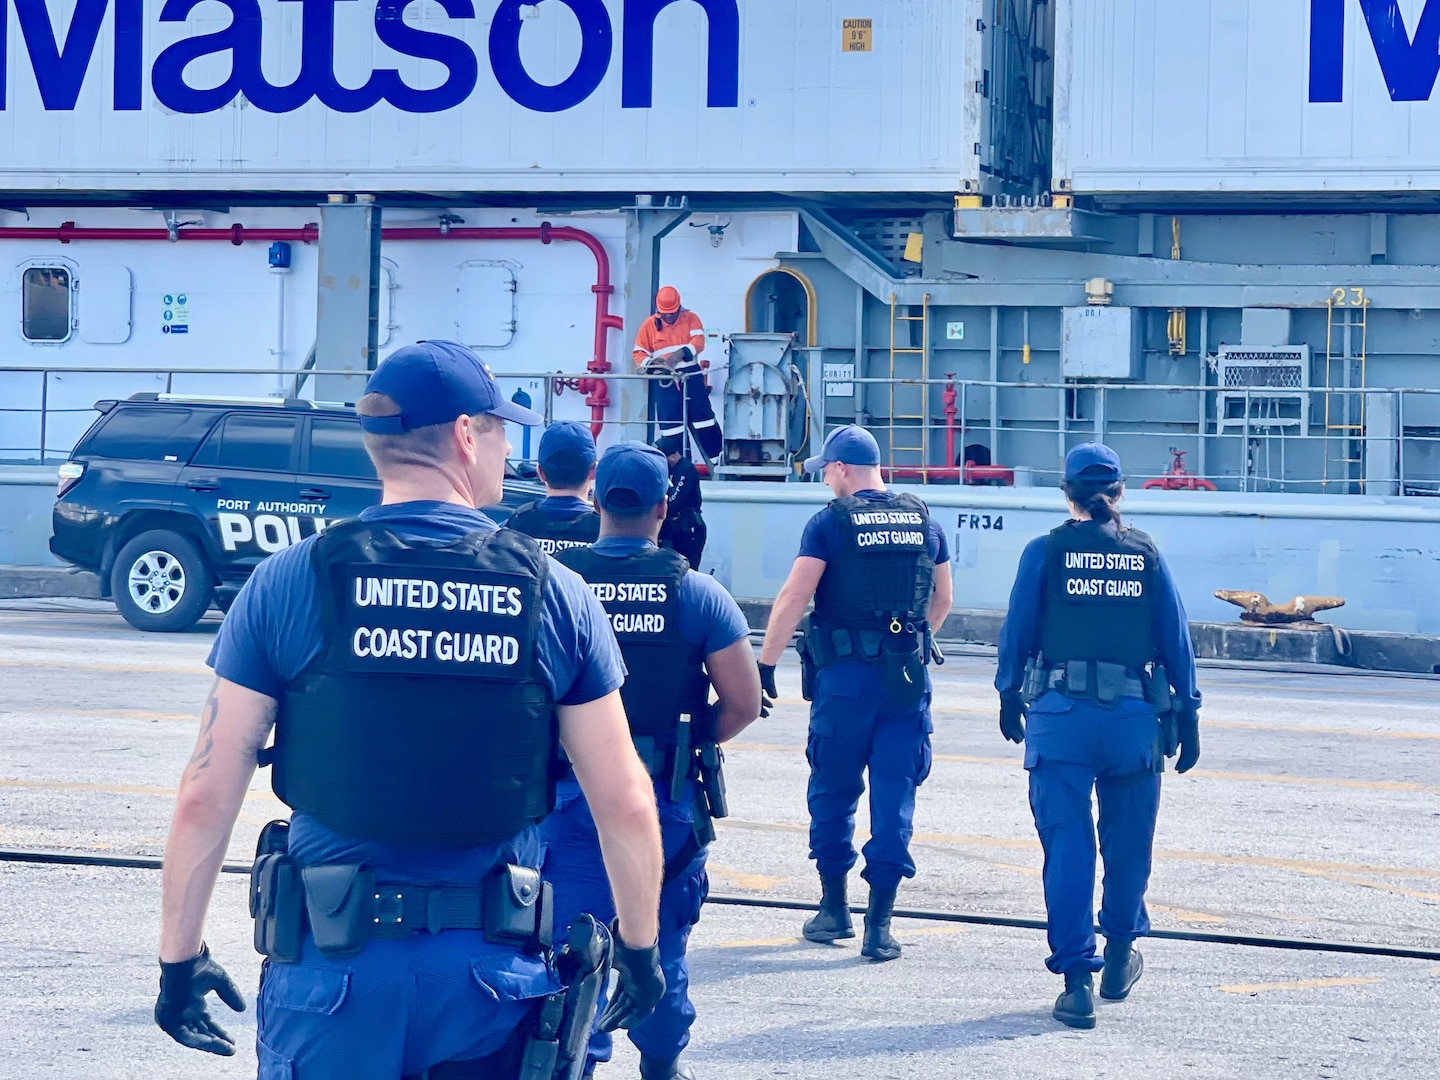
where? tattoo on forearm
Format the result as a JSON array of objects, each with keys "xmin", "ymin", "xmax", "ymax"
[{"xmin": 186, "ymin": 678, "xmax": 221, "ymax": 778}]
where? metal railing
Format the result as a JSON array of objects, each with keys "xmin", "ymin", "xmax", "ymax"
[
  {"xmin": 4, "ymin": 363, "xmax": 1440, "ymax": 495},
  {"xmin": 0, "ymin": 364, "xmax": 699, "ymax": 465}
]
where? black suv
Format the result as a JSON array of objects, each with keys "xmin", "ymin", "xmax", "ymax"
[{"xmin": 51, "ymin": 394, "xmax": 543, "ymax": 632}]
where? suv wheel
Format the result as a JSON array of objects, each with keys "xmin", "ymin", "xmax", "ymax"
[{"xmin": 111, "ymin": 530, "xmax": 216, "ymax": 632}]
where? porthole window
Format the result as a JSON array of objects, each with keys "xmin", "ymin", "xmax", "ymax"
[{"xmin": 22, "ymin": 267, "xmax": 73, "ymax": 342}]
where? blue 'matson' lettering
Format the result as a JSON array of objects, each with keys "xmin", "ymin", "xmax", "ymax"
[
  {"xmin": 1310, "ymin": 0, "xmax": 1440, "ymax": 103},
  {"xmin": 0, "ymin": 0, "xmax": 740, "ymax": 115}
]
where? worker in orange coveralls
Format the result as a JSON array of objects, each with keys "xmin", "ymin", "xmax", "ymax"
[{"xmin": 633, "ymin": 286, "xmax": 723, "ymax": 460}]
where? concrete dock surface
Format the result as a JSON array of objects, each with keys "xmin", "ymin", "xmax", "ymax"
[{"xmin": 1, "ymin": 600, "xmax": 1437, "ymax": 1079}]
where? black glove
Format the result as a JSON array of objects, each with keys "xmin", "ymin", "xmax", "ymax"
[
  {"xmin": 1175, "ymin": 705, "xmax": 1201, "ymax": 774},
  {"xmin": 999, "ymin": 692, "xmax": 1027, "ymax": 745},
  {"xmin": 154, "ymin": 944, "xmax": 246, "ymax": 1056},
  {"xmin": 596, "ymin": 921, "xmax": 665, "ymax": 1032},
  {"xmin": 758, "ymin": 662, "xmax": 778, "ymax": 719}
]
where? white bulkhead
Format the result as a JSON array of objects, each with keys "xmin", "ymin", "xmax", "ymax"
[
  {"xmin": 0, "ymin": 206, "xmax": 798, "ymax": 452},
  {"xmin": 1055, "ymin": 0, "xmax": 1440, "ymax": 194}
]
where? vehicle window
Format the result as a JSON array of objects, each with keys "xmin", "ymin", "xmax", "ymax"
[
  {"xmin": 308, "ymin": 418, "xmax": 376, "ymax": 480},
  {"xmin": 213, "ymin": 415, "xmax": 299, "ymax": 472},
  {"xmin": 80, "ymin": 406, "xmax": 213, "ymax": 462},
  {"xmin": 22, "ymin": 267, "xmax": 73, "ymax": 341}
]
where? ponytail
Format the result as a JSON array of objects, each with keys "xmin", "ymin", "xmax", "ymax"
[{"xmin": 1061, "ymin": 478, "xmax": 1124, "ymax": 527}]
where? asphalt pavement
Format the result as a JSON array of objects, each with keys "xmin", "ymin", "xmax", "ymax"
[{"xmin": 1, "ymin": 599, "xmax": 1437, "ymax": 1078}]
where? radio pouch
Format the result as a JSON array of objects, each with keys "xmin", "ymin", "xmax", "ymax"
[
  {"xmin": 1092, "ymin": 661, "xmax": 1130, "ymax": 706},
  {"xmin": 301, "ymin": 864, "xmax": 375, "ymax": 957},
  {"xmin": 882, "ymin": 628, "xmax": 926, "ymax": 706},
  {"xmin": 484, "ymin": 864, "xmax": 553, "ymax": 951}
]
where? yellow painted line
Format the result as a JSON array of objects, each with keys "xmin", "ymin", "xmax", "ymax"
[
  {"xmin": 1151, "ymin": 904, "xmax": 1225, "ymax": 925},
  {"xmin": 1205, "ymin": 720, "xmax": 1440, "ymax": 742},
  {"xmin": 1190, "ymin": 769, "xmax": 1440, "ymax": 793},
  {"xmin": 1220, "ymin": 977, "xmax": 1383, "ymax": 995},
  {"xmin": 1155, "ymin": 848, "xmax": 1440, "ymax": 881},
  {"xmin": 707, "ymin": 865, "xmax": 788, "ymax": 891},
  {"xmin": 1430, "ymin": 967, "xmax": 1440, "ymax": 976},
  {"xmin": 0, "ymin": 776, "xmax": 286, "ymax": 809},
  {"xmin": 898, "ymin": 926, "xmax": 967, "ymax": 938},
  {"xmin": 56, "ymin": 709, "xmax": 196, "ymax": 722},
  {"xmin": 717, "ymin": 820, "xmax": 1440, "ymax": 885},
  {"xmin": 714, "ymin": 936, "xmax": 804, "ymax": 949},
  {"xmin": 727, "ymin": 742, "xmax": 1440, "ymax": 793},
  {"xmin": 0, "ymin": 658, "xmax": 209, "ymax": 675}
]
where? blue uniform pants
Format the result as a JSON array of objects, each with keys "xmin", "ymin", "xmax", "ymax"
[
  {"xmin": 540, "ymin": 785, "xmax": 709, "ymax": 1068},
  {"xmin": 255, "ymin": 930, "xmax": 557, "ymax": 1079},
  {"xmin": 806, "ymin": 662, "xmax": 933, "ymax": 890},
  {"xmin": 1023, "ymin": 692, "xmax": 1162, "ymax": 975}
]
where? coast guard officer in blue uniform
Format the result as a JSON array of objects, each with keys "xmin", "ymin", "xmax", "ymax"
[
  {"xmin": 508, "ymin": 420, "xmax": 602, "ymax": 553},
  {"xmin": 545, "ymin": 442, "xmax": 761, "ymax": 1080},
  {"xmin": 995, "ymin": 442, "xmax": 1201, "ymax": 1029},
  {"xmin": 758, "ymin": 425, "xmax": 952, "ymax": 962},
  {"xmin": 154, "ymin": 341, "xmax": 666, "ymax": 1078}
]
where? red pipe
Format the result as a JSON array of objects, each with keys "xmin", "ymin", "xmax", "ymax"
[
  {"xmin": 0, "ymin": 219, "xmax": 620, "ymax": 436},
  {"xmin": 941, "ymin": 373, "xmax": 958, "ymax": 468}
]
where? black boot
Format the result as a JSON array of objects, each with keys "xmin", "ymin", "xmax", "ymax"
[
  {"xmin": 1053, "ymin": 970, "xmax": 1096, "ymax": 1029},
  {"xmin": 1100, "ymin": 937, "xmax": 1144, "ymax": 1001},
  {"xmin": 860, "ymin": 885, "xmax": 901, "ymax": 962},
  {"xmin": 802, "ymin": 875, "xmax": 854, "ymax": 943},
  {"xmin": 639, "ymin": 1055, "xmax": 696, "ymax": 1080}
]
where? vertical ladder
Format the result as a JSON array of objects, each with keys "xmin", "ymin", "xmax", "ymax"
[
  {"xmin": 1323, "ymin": 297, "xmax": 1368, "ymax": 492},
  {"xmin": 888, "ymin": 292, "xmax": 930, "ymax": 476}
]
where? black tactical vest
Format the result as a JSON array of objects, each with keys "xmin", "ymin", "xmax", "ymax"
[
  {"xmin": 555, "ymin": 545, "xmax": 709, "ymax": 739},
  {"xmin": 275, "ymin": 521, "xmax": 556, "ymax": 847},
  {"xmin": 812, "ymin": 492, "xmax": 935, "ymax": 630},
  {"xmin": 1040, "ymin": 519, "xmax": 1160, "ymax": 671},
  {"xmin": 507, "ymin": 500, "xmax": 601, "ymax": 555}
]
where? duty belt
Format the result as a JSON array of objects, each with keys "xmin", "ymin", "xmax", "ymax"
[
  {"xmin": 370, "ymin": 883, "xmax": 490, "ymax": 939},
  {"xmin": 1045, "ymin": 660, "xmax": 1145, "ymax": 703}
]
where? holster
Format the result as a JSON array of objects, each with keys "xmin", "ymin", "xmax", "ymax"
[
  {"xmin": 516, "ymin": 915, "xmax": 611, "ymax": 1080},
  {"xmin": 697, "ymin": 742, "xmax": 729, "ymax": 820},
  {"xmin": 796, "ymin": 635, "xmax": 817, "ymax": 702},
  {"xmin": 1140, "ymin": 659, "xmax": 1175, "ymax": 754},
  {"xmin": 249, "ymin": 819, "xmax": 303, "ymax": 963}
]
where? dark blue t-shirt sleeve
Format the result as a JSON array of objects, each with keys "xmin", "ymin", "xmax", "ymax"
[
  {"xmin": 207, "ymin": 541, "xmax": 324, "ymax": 697},
  {"xmin": 795, "ymin": 508, "xmax": 833, "ymax": 561},
  {"xmin": 540, "ymin": 560, "xmax": 627, "ymax": 707},
  {"xmin": 928, "ymin": 518, "xmax": 950, "ymax": 565},
  {"xmin": 678, "ymin": 573, "xmax": 751, "ymax": 655},
  {"xmin": 995, "ymin": 535, "xmax": 1048, "ymax": 695},
  {"xmin": 1151, "ymin": 550, "xmax": 1201, "ymax": 710}
]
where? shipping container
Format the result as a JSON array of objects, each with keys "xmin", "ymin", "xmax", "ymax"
[
  {"xmin": 1054, "ymin": 0, "xmax": 1440, "ymax": 195},
  {"xmin": 0, "ymin": 0, "xmax": 1044, "ymax": 195}
]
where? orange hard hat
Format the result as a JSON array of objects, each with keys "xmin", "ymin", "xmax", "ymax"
[{"xmin": 655, "ymin": 285, "xmax": 681, "ymax": 314}]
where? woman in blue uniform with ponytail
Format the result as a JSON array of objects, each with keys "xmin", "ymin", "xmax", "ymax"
[{"xmin": 995, "ymin": 443, "xmax": 1201, "ymax": 1030}]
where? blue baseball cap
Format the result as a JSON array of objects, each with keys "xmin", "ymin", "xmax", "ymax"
[
  {"xmin": 595, "ymin": 442, "xmax": 669, "ymax": 512},
  {"xmin": 538, "ymin": 420, "xmax": 597, "ymax": 470},
  {"xmin": 804, "ymin": 424, "xmax": 881, "ymax": 475},
  {"xmin": 359, "ymin": 340, "xmax": 542, "ymax": 433},
  {"xmin": 1064, "ymin": 442, "xmax": 1124, "ymax": 482}
]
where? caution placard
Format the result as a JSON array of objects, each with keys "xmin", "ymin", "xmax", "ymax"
[{"xmin": 843, "ymin": 18, "xmax": 873, "ymax": 53}]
